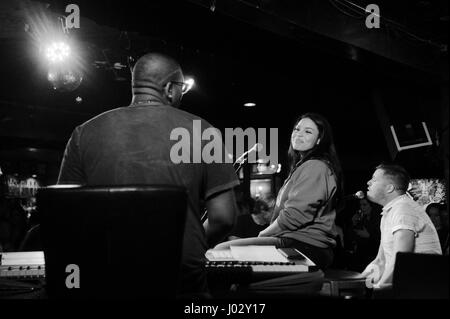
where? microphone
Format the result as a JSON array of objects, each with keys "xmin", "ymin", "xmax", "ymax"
[
  {"xmin": 344, "ymin": 191, "xmax": 365, "ymax": 200},
  {"xmin": 235, "ymin": 143, "xmax": 263, "ymax": 165}
]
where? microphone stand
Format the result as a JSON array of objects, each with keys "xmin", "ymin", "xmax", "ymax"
[{"xmin": 233, "ymin": 158, "xmax": 246, "ymax": 174}]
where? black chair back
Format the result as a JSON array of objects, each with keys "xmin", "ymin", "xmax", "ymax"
[
  {"xmin": 393, "ymin": 252, "xmax": 449, "ymax": 299},
  {"xmin": 37, "ymin": 185, "xmax": 187, "ymax": 299}
]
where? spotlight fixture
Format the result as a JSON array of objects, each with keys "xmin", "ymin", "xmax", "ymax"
[
  {"xmin": 47, "ymin": 68, "xmax": 83, "ymax": 92},
  {"xmin": 43, "ymin": 41, "xmax": 83, "ymax": 91},
  {"xmin": 184, "ymin": 78, "xmax": 195, "ymax": 93},
  {"xmin": 45, "ymin": 41, "xmax": 71, "ymax": 63},
  {"xmin": 244, "ymin": 102, "xmax": 256, "ymax": 107}
]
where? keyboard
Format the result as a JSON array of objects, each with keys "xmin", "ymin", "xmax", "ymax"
[
  {"xmin": 205, "ymin": 261, "xmax": 312, "ymax": 281},
  {"xmin": 0, "ymin": 252, "xmax": 45, "ymax": 279}
]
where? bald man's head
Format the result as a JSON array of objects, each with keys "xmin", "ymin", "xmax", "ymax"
[
  {"xmin": 132, "ymin": 53, "xmax": 183, "ymax": 87},
  {"xmin": 131, "ymin": 53, "xmax": 184, "ymax": 106}
]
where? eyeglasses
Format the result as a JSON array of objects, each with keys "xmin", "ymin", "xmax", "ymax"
[{"xmin": 169, "ymin": 81, "xmax": 191, "ymax": 94}]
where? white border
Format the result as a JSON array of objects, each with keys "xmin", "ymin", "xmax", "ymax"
[{"xmin": 390, "ymin": 122, "xmax": 433, "ymax": 151}]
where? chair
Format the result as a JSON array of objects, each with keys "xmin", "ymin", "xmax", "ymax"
[
  {"xmin": 36, "ymin": 184, "xmax": 187, "ymax": 299},
  {"xmin": 393, "ymin": 252, "xmax": 449, "ymax": 299}
]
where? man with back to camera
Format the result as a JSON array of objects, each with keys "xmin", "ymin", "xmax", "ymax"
[
  {"xmin": 361, "ymin": 163, "xmax": 442, "ymax": 289},
  {"xmin": 57, "ymin": 52, "xmax": 239, "ymax": 297}
]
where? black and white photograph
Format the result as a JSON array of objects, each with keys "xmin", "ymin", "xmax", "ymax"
[{"xmin": 0, "ymin": 0, "xmax": 448, "ymax": 311}]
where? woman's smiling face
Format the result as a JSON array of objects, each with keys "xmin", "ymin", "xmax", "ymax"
[{"xmin": 291, "ymin": 117, "xmax": 320, "ymax": 152}]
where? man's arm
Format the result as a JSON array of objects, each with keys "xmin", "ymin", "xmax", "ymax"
[
  {"xmin": 376, "ymin": 229, "xmax": 415, "ymax": 286},
  {"xmin": 361, "ymin": 243, "xmax": 385, "ymax": 284},
  {"xmin": 57, "ymin": 127, "xmax": 85, "ymax": 184},
  {"xmin": 203, "ymin": 189, "xmax": 238, "ymax": 248},
  {"xmin": 258, "ymin": 220, "xmax": 282, "ymax": 237},
  {"xmin": 393, "ymin": 229, "xmax": 415, "ymax": 252}
]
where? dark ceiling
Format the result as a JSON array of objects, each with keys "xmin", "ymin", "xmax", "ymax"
[{"xmin": 0, "ymin": 0, "xmax": 448, "ymax": 188}]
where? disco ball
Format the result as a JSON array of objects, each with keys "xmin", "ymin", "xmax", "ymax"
[{"xmin": 47, "ymin": 68, "xmax": 83, "ymax": 92}]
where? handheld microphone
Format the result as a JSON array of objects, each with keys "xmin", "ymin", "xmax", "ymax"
[
  {"xmin": 235, "ymin": 143, "xmax": 263, "ymax": 165},
  {"xmin": 344, "ymin": 191, "xmax": 365, "ymax": 200}
]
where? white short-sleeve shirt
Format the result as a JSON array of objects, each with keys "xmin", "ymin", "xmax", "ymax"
[{"xmin": 378, "ymin": 194, "xmax": 442, "ymax": 285}]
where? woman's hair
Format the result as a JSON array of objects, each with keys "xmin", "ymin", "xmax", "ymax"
[{"xmin": 287, "ymin": 112, "xmax": 344, "ymax": 212}]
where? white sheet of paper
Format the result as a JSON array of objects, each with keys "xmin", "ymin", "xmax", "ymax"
[
  {"xmin": 230, "ymin": 245, "xmax": 289, "ymax": 263},
  {"xmin": 0, "ymin": 251, "xmax": 45, "ymax": 265},
  {"xmin": 205, "ymin": 249, "xmax": 235, "ymax": 261}
]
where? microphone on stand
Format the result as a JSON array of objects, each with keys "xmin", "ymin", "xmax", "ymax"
[
  {"xmin": 343, "ymin": 191, "xmax": 365, "ymax": 200},
  {"xmin": 203, "ymin": 144, "xmax": 264, "ymax": 223},
  {"xmin": 234, "ymin": 143, "xmax": 263, "ymax": 170}
]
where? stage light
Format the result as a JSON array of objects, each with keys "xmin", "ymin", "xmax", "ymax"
[
  {"xmin": 276, "ymin": 164, "xmax": 281, "ymax": 173},
  {"xmin": 185, "ymin": 78, "xmax": 195, "ymax": 93},
  {"xmin": 25, "ymin": 6, "xmax": 84, "ymax": 92},
  {"xmin": 47, "ymin": 68, "xmax": 83, "ymax": 92},
  {"xmin": 244, "ymin": 102, "xmax": 256, "ymax": 107},
  {"xmin": 43, "ymin": 41, "xmax": 83, "ymax": 91},
  {"xmin": 45, "ymin": 41, "xmax": 71, "ymax": 63}
]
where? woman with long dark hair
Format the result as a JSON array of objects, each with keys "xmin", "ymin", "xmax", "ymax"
[{"xmin": 215, "ymin": 113, "xmax": 344, "ymax": 269}]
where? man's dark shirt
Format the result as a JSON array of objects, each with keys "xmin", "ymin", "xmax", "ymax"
[
  {"xmin": 57, "ymin": 103, "xmax": 239, "ymax": 294},
  {"xmin": 229, "ymin": 214, "xmax": 268, "ymax": 239}
]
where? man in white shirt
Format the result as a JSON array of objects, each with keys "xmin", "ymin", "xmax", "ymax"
[{"xmin": 361, "ymin": 163, "xmax": 442, "ymax": 289}]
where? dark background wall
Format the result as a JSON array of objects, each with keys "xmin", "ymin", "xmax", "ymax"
[{"xmin": 0, "ymin": 0, "xmax": 448, "ymax": 195}]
